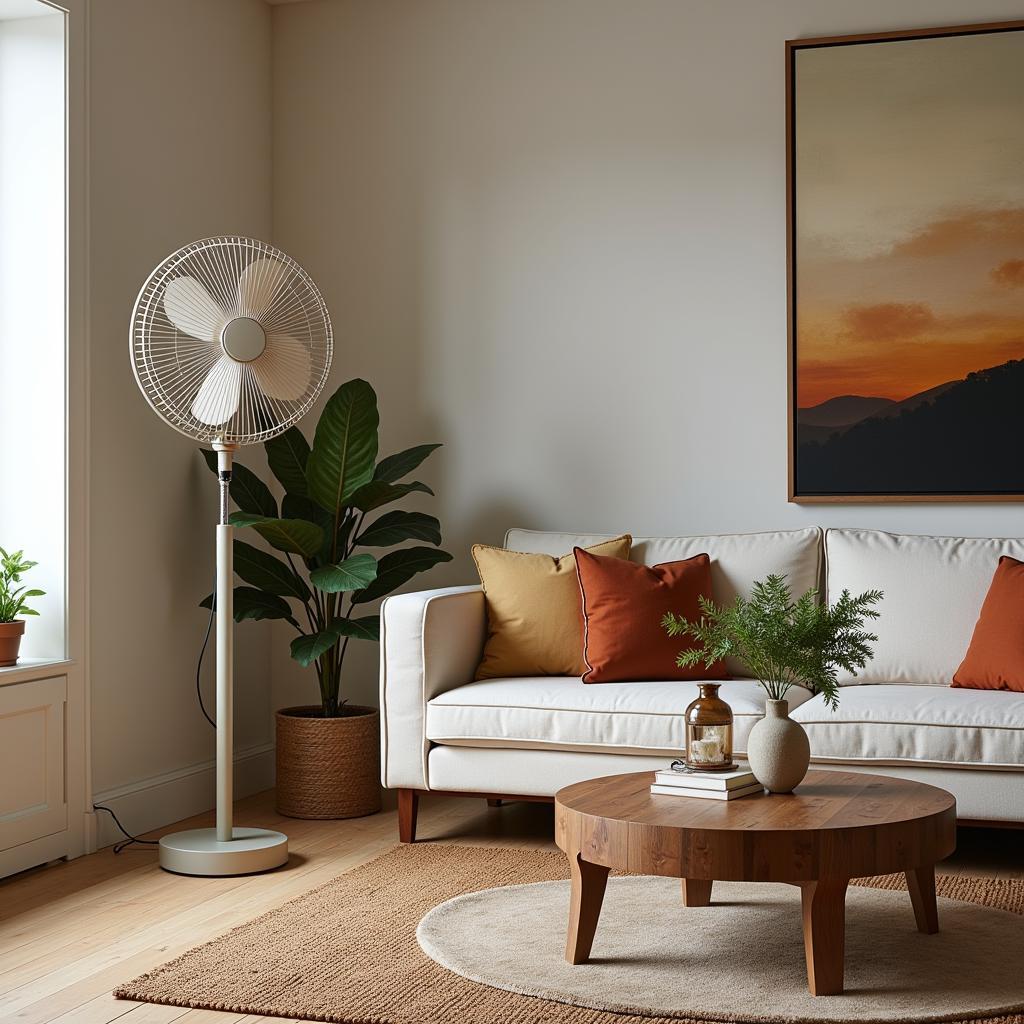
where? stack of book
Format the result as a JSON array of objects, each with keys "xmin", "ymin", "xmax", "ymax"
[{"xmin": 651, "ymin": 764, "xmax": 764, "ymax": 801}]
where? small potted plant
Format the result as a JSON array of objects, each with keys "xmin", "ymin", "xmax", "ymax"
[
  {"xmin": 201, "ymin": 378, "xmax": 450, "ymax": 819},
  {"xmin": 663, "ymin": 575, "xmax": 881, "ymax": 793},
  {"xmin": 0, "ymin": 548, "xmax": 45, "ymax": 667}
]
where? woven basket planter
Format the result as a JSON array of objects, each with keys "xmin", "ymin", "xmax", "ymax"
[{"xmin": 275, "ymin": 705, "xmax": 382, "ymax": 820}]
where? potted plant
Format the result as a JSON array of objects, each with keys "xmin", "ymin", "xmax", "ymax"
[
  {"xmin": 0, "ymin": 548, "xmax": 45, "ymax": 667},
  {"xmin": 201, "ymin": 378, "xmax": 451, "ymax": 819},
  {"xmin": 663, "ymin": 575, "xmax": 882, "ymax": 792}
]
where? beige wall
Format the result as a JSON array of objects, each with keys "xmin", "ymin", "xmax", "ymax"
[
  {"xmin": 270, "ymin": 0, "xmax": 1024, "ymax": 710},
  {"xmin": 84, "ymin": 0, "xmax": 1024, "ymax": 803},
  {"xmin": 89, "ymin": 0, "xmax": 273, "ymax": 801}
]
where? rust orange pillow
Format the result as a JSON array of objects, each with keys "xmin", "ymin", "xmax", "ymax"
[
  {"xmin": 952, "ymin": 556, "xmax": 1024, "ymax": 692},
  {"xmin": 574, "ymin": 547, "xmax": 727, "ymax": 684}
]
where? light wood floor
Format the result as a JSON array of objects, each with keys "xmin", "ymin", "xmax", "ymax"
[{"xmin": 1, "ymin": 790, "xmax": 1022, "ymax": 1024}]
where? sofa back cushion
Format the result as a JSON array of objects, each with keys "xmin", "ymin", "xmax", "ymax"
[
  {"xmin": 826, "ymin": 528, "xmax": 1024, "ymax": 686},
  {"xmin": 504, "ymin": 528, "xmax": 823, "ymax": 678}
]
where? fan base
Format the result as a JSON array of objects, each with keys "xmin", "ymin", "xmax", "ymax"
[{"xmin": 158, "ymin": 827, "xmax": 289, "ymax": 877}]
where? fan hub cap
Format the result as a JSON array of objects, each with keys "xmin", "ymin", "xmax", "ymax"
[{"xmin": 221, "ymin": 316, "xmax": 267, "ymax": 362}]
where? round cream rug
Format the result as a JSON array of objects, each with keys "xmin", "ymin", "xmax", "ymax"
[{"xmin": 417, "ymin": 876, "xmax": 1024, "ymax": 1023}]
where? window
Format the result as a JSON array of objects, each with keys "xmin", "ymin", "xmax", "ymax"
[{"xmin": 0, "ymin": 0, "xmax": 66, "ymax": 662}]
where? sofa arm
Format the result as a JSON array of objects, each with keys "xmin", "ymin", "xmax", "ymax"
[{"xmin": 379, "ymin": 585, "xmax": 485, "ymax": 790}]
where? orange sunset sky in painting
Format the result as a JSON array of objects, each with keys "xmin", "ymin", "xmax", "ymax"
[{"xmin": 795, "ymin": 30, "xmax": 1024, "ymax": 409}]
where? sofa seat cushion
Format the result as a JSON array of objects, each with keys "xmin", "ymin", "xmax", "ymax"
[
  {"xmin": 426, "ymin": 677, "xmax": 813, "ymax": 756},
  {"xmin": 792, "ymin": 684, "xmax": 1024, "ymax": 769}
]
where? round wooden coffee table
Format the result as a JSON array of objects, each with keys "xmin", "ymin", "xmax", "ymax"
[{"xmin": 554, "ymin": 769, "xmax": 956, "ymax": 996}]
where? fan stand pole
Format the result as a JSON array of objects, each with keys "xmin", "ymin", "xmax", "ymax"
[
  {"xmin": 216, "ymin": 446, "xmax": 235, "ymax": 843},
  {"xmin": 157, "ymin": 443, "xmax": 289, "ymax": 877}
]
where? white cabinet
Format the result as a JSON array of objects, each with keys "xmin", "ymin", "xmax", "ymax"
[{"xmin": 0, "ymin": 675, "xmax": 68, "ymax": 874}]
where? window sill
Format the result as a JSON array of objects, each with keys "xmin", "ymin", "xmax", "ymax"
[{"xmin": 0, "ymin": 657, "xmax": 72, "ymax": 687}]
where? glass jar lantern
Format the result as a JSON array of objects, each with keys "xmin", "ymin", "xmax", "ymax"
[{"xmin": 684, "ymin": 683, "xmax": 734, "ymax": 771}]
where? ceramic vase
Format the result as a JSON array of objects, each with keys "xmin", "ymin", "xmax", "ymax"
[{"xmin": 746, "ymin": 698, "xmax": 810, "ymax": 793}]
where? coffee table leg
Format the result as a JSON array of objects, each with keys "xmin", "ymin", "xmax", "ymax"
[
  {"xmin": 906, "ymin": 864, "xmax": 939, "ymax": 934},
  {"xmin": 682, "ymin": 878, "xmax": 713, "ymax": 906},
  {"xmin": 800, "ymin": 879, "xmax": 849, "ymax": 996},
  {"xmin": 565, "ymin": 852, "xmax": 610, "ymax": 964}
]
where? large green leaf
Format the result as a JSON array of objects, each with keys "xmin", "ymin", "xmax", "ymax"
[
  {"xmin": 282, "ymin": 495, "xmax": 331, "ymax": 557},
  {"xmin": 264, "ymin": 426, "xmax": 311, "ymax": 498},
  {"xmin": 284, "ymin": 495, "xmax": 354, "ymax": 563},
  {"xmin": 306, "ymin": 379, "xmax": 379, "ymax": 516},
  {"xmin": 334, "ymin": 514, "xmax": 358, "ymax": 557},
  {"xmin": 282, "ymin": 493, "xmax": 317, "ymax": 522},
  {"xmin": 229, "ymin": 513, "xmax": 324, "ymax": 559},
  {"xmin": 290, "ymin": 630, "xmax": 341, "ymax": 668},
  {"xmin": 231, "ymin": 464, "xmax": 278, "ymax": 518},
  {"xmin": 331, "ymin": 615, "xmax": 380, "ymax": 642},
  {"xmin": 356, "ymin": 511, "xmax": 441, "ymax": 547},
  {"xmin": 310, "ymin": 553, "xmax": 378, "ymax": 594},
  {"xmin": 200, "ymin": 586, "xmax": 298, "ymax": 625},
  {"xmin": 373, "ymin": 443, "xmax": 441, "ymax": 484},
  {"xmin": 200, "ymin": 450, "xmax": 277, "ymax": 518},
  {"xmin": 233, "ymin": 540, "xmax": 311, "ymax": 600},
  {"xmin": 349, "ymin": 479, "xmax": 433, "ymax": 513},
  {"xmin": 351, "ymin": 546, "xmax": 452, "ymax": 604}
]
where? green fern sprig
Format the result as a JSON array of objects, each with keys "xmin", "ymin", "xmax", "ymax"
[{"xmin": 662, "ymin": 574, "xmax": 881, "ymax": 710}]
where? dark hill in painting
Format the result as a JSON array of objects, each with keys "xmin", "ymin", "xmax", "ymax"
[
  {"xmin": 875, "ymin": 378, "xmax": 958, "ymax": 419},
  {"xmin": 796, "ymin": 359, "xmax": 1024, "ymax": 495},
  {"xmin": 799, "ymin": 395, "xmax": 897, "ymax": 428},
  {"xmin": 796, "ymin": 385, "xmax": 958, "ymax": 447}
]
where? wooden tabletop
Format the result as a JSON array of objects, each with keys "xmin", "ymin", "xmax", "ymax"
[{"xmin": 555, "ymin": 769, "xmax": 957, "ymax": 881}]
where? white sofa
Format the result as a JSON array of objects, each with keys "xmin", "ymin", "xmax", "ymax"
[{"xmin": 380, "ymin": 527, "xmax": 1024, "ymax": 840}]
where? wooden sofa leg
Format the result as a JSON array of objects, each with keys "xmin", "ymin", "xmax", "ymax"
[
  {"xmin": 398, "ymin": 789, "xmax": 419, "ymax": 843},
  {"xmin": 487, "ymin": 798, "xmax": 503, "ymax": 808}
]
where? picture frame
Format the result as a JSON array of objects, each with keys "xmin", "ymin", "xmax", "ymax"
[{"xmin": 787, "ymin": 20, "xmax": 1024, "ymax": 503}]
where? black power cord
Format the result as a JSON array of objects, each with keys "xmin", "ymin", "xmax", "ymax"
[
  {"xmin": 196, "ymin": 569, "xmax": 217, "ymax": 728},
  {"xmin": 92, "ymin": 804, "xmax": 159, "ymax": 854},
  {"xmin": 96, "ymin": 574, "xmax": 220, "ymax": 854}
]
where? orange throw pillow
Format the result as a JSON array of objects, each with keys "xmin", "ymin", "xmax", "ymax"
[
  {"xmin": 574, "ymin": 547, "xmax": 727, "ymax": 684},
  {"xmin": 952, "ymin": 556, "xmax": 1024, "ymax": 692}
]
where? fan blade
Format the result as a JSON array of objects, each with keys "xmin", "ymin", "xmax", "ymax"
[
  {"xmin": 191, "ymin": 354, "xmax": 243, "ymax": 425},
  {"xmin": 252, "ymin": 333, "xmax": 311, "ymax": 401},
  {"xmin": 163, "ymin": 276, "xmax": 224, "ymax": 342},
  {"xmin": 238, "ymin": 258, "xmax": 290, "ymax": 319}
]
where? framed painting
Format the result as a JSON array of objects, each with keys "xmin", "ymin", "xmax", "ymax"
[{"xmin": 787, "ymin": 21, "xmax": 1024, "ymax": 502}]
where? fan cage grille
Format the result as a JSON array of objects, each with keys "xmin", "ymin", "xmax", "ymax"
[{"xmin": 131, "ymin": 236, "xmax": 333, "ymax": 445}]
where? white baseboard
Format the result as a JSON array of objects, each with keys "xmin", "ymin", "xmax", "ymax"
[{"xmin": 91, "ymin": 742, "xmax": 276, "ymax": 851}]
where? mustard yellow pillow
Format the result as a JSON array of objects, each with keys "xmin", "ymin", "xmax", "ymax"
[{"xmin": 472, "ymin": 535, "xmax": 632, "ymax": 679}]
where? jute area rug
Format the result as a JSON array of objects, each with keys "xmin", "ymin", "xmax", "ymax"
[{"xmin": 115, "ymin": 844, "xmax": 1024, "ymax": 1024}]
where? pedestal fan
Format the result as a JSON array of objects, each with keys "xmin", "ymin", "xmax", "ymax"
[{"xmin": 130, "ymin": 236, "xmax": 332, "ymax": 876}]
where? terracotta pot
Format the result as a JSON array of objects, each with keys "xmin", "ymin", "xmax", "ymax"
[
  {"xmin": 747, "ymin": 698, "xmax": 811, "ymax": 793},
  {"xmin": 275, "ymin": 705, "xmax": 382, "ymax": 819},
  {"xmin": 0, "ymin": 620, "xmax": 26, "ymax": 667}
]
